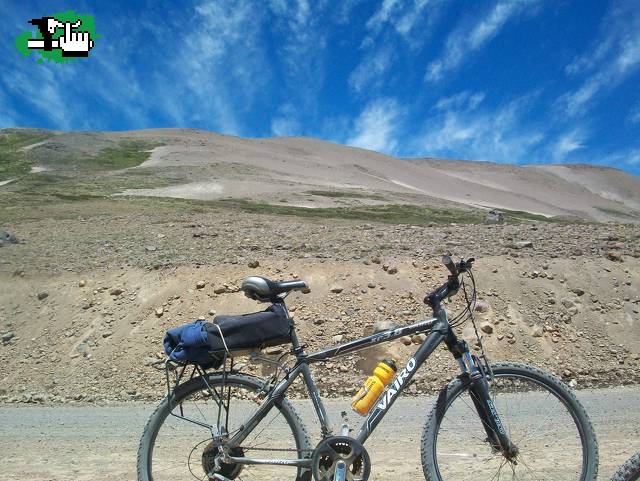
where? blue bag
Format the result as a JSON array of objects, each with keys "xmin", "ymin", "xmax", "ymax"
[{"xmin": 163, "ymin": 320, "xmax": 221, "ymax": 368}]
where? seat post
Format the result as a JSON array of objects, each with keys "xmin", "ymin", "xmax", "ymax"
[{"xmin": 277, "ymin": 300, "xmax": 302, "ymax": 351}]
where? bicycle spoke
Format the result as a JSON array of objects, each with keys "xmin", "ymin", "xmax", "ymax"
[
  {"xmin": 487, "ymin": 458, "xmax": 507, "ymax": 481},
  {"xmin": 517, "ymin": 452, "xmax": 548, "ymax": 481},
  {"xmin": 431, "ymin": 367, "xmax": 591, "ymax": 481},
  {"xmin": 145, "ymin": 377, "xmax": 304, "ymax": 481},
  {"xmin": 512, "ymin": 391, "xmax": 554, "ymax": 440},
  {"xmin": 243, "ymin": 409, "xmax": 283, "ymax": 450}
]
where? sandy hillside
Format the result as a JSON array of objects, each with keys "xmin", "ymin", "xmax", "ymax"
[{"xmin": 2, "ymin": 127, "xmax": 639, "ymax": 222}]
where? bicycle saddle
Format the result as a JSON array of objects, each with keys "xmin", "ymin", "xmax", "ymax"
[{"xmin": 241, "ymin": 276, "xmax": 309, "ymax": 302}]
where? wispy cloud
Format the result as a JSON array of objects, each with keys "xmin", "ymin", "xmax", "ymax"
[
  {"xmin": 598, "ymin": 148, "xmax": 640, "ymax": 170},
  {"xmin": 425, "ymin": 2, "xmax": 533, "ymax": 82},
  {"xmin": 365, "ymin": 0, "xmax": 403, "ymax": 37},
  {"xmin": 2, "ymin": 67, "xmax": 75, "ymax": 130},
  {"xmin": 348, "ymin": 45, "xmax": 394, "ymax": 93},
  {"xmin": 394, "ymin": 0, "xmax": 435, "ymax": 39},
  {"xmin": 269, "ymin": 0, "xmax": 328, "ymax": 98},
  {"xmin": 271, "ymin": 103, "xmax": 300, "ymax": 136},
  {"xmin": 415, "ymin": 93, "xmax": 544, "ymax": 163},
  {"xmin": 169, "ymin": 0, "xmax": 269, "ymax": 134},
  {"xmin": 267, "ymin": 1, "xmax": 332, "ymax": 133},
  {"xmin": 364, "ymin": 0, "xmax": 438, "ymax": 46},
  {"xmin": 629, "ymin": 101, "xmax": 640, "ymax": 124},
  {"xmin": 561, "ymin": 2, "xmax": 640, "ymax": 116},
  {"xmin": 350, "ymin": 0, "xmax": 443, "ymax": 94},
  {"xmin": 347, "ymin": 98, "xmax": 402, "ymax": 153},
  {"xmin": 434, "ymin": 91, "xmax": 485, "ymax": 111},
  {"xmin": 551, "ymin": 129, "xmax": 586, "ymax": 161},
  {"xmin": 334, "ymin": 0, "xmax": 365, "ymax": 25},
  {"xmin": 0, "ymin": 88, "xmax": 17, "ymax": 127}
]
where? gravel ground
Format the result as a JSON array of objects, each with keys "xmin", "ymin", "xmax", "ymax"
[{"xmin": 0, "ymin": 386, "xmax": 638, "ymax": 480}]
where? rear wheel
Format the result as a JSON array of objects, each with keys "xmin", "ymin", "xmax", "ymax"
[
  {"xmin": 421, "ymin": 362, "xmax": 598, "ymax": 481},
  {"xmin": 137, "ymin": 372, "xmax": 312, "ymax": 481},
  {"xmin": 612, "ymin": 453, "xmax": 640, "ymax": 481}
]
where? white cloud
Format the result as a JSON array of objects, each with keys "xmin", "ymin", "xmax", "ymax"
[
  {"xmin": 267, "ymin": 0, "xmax": 329, "ymax": 122},
  {"xmin": 425, "ymin": 2, "xmax": 532, "ymax": 82},
  {"xmin": 2, "ymin": 68, "xmax": 74, "ymax": 130},
  {"xmin": 365, "ymin": 0, "xmax": 437, "ymax": 43},
  {"xmin": 416, "ymin": 95, "xmax": 544, "ymax": 163},
  {"xmin": 334, "ymin": 0, "xmax": 365, "ymax": 24},
  {"xmin": 395, "ymin": 0, "xmax": 432, "ymax": 37},
  {"xmin": 366, "ymin": 0, "xmax": 403, "ymax": 34},
  {"xmin": 562, "ymin": 3, "xmax": 640, "ymax": 116},
  {"xmin": 628, "ymin": 150, "xmax": 640, "ymax": 166},
  {"xmin": 348, "ymin": 46, "xmax": 394, "ymax": 93},
  {"xmin": 0, "ymin": 88, "xmax": 17, "ymax": 127},
  {"xmin": 351, "ymin": 0, "xmax": 443, "ymax": 93},
  {"xmin": 629, "ymin": 101, "xmax": 640, "ymax": 124},
  {"xmin": 271, "ymin": 103, "xmax": 301, "ymax": 136},
  {"xmin": 598, "ymin": 148, "xmax": 640, "ymax": 168},
  {"xmin": 169, "ymin": 0, "xmax": 269, "ymax": 134},
  {"xmin": 347, "ymin": 98, "xmax": 402, "ymax": 153},
  {"xmin": 434, "ymin": 91, "xmax": 485, "ymax": 111},
  {"xmin": 551, "ymin": 129, "xmax": 586, "ymax": 161},
  {"xmin": 271, "ymin": 117, "xmax": 299, "ymax": 137}
]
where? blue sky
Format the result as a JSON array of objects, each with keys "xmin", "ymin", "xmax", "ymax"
[{"xmin": 1, "ymin": 1, "xmax": 639, "ymax": 174}]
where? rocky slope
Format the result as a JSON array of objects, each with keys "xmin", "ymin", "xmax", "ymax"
[{"xmin": 0, "ymin": 203, "xmax": 639, "ymax": 404}]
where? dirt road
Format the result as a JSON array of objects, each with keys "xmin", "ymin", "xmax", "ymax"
[{"xmin": 0, "ymin": 385, "xmax": 638, "ymax": 480}]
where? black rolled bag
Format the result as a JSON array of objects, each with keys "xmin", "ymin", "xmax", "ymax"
[{"xmin": 163, "ymin": 304, "xmax": 292, "ymax": 369}]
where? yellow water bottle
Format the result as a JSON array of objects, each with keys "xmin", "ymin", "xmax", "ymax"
[{"xmin": 351, "ymin": 359, "xmax": 397, "ymax": 416}]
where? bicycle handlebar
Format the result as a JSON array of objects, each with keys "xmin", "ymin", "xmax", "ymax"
[
  {"xmin": 442, "ymin": 253, "xmax": 458, "ymax": 276},
  {"xmin": 424, "ymin": 256, "xmax": 475, "ymax": 309}
]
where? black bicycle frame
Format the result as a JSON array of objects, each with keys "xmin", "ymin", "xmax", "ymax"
[{"xmin": 178, "ymin": 302, "xmax": 514, "ymax": 469}]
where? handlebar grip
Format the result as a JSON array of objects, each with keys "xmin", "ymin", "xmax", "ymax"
[{"xmin": 442, "ymin": 253, "xmax": 458, "ymax": 276}]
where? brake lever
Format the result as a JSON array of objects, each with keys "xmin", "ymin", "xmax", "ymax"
[{"xmin": 458, "ymin": 257, "xmax": 476, "ymax": 272}]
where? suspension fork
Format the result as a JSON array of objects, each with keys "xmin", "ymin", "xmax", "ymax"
[{"xmin": 445, "ymin": 330, "xmax": 518, "ymax": 458}]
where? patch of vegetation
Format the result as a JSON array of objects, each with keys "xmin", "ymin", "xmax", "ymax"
[
  {"xmin": 0, "ymin": 129, "xmax": 53, "ymax": 149},
  {"xmin": 215, "ymin": 199, "xmax": 482, "ymax": 225},
  {"xmin": 306, "ymin": 189, "xmax": 385, "ymax": 200},
  {"xmin": 20, "ymin": 172, "xmax": 67, "ymax": 185},
  {"xmin": 88, "ymin": 139, "xmax": 158, "ymax": 170},
  {"xmin": 125, "ymin": 168, "xmax": 158, "ymax": 176},
  {"xmin": 52, "ymin": 192, "xmax": 103, "ymax": 201},
  {"xmin": 0, "ymin": 165, "xmax": 180, "ymax": 212},
  {"xmin": 0, "ymin": 130, "xmax": 54, "ymax": 180},
  {"xmin": 497, "ymin": 208, "xmax": 573, "ymax": 224},
  {"xmin": 1, "ymin": 132, "xmax": 157, "ymax": 181},
  {"xmin": 594, "ymin": 205, "xmax": 639, "ymax": 220}
]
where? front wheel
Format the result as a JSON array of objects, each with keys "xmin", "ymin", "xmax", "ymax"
[
  {"xmin": 612, "ymin": 453, "xmax": 640, "ymax": 481},
  {"xmin": 421, "ymin": 362, "xmax": 598, "ymax": 481}
]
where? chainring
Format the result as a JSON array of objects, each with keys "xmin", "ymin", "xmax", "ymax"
[{"xmin": 311, "ymin": 436, "xmax": 371, "ymax": 481}]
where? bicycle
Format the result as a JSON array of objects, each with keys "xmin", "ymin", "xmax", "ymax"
[
  {"xmin": 612, "ymin": 453, "xmax": 640, "ymax": 481},
  {"xmin": 137, "ymin": 254, "xmax": 599, "ymax": 481}
]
